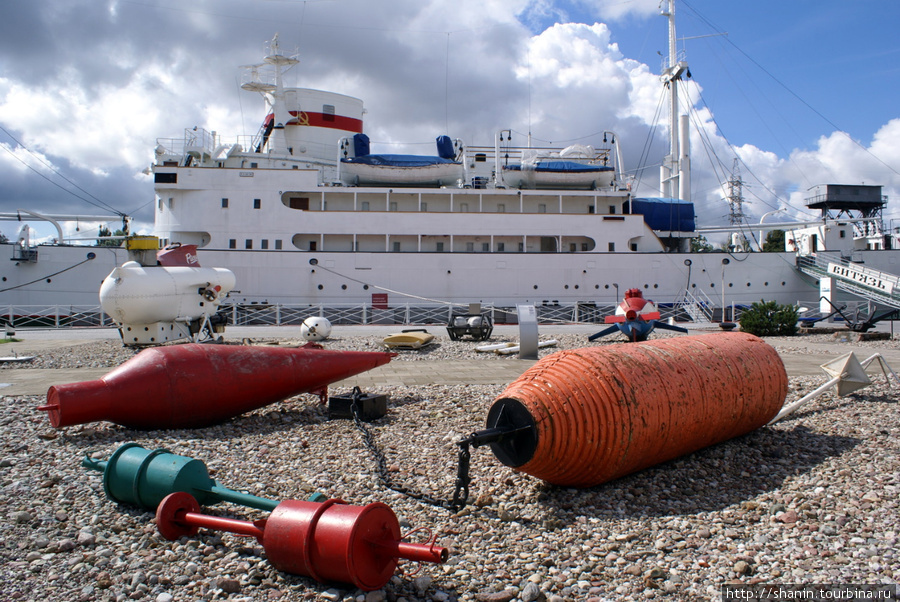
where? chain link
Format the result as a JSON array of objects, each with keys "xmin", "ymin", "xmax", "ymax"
[{"xmin": 349, "ymin": 388, "xmax": 471, "ymax": 512}]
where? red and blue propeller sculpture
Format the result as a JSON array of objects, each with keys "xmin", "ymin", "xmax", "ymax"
[{"xmin": 588, "ymin": 288, "xmax": 688, "ymax": 342}]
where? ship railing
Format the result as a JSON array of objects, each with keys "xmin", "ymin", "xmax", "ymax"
[
  {"xmin": 672, "ymin": 287, "xmax": 715, "ymax": 323},
  {"xmin": 1, "ymin": 305, "xmax": 114, "ymax": 329},
  {"xmin": 3, "ymin": 301, "xmax": 704, "ymax": 330},
  {"xmin": 224, "ymin": 302, "xmax": 620, "ymax": 326}
]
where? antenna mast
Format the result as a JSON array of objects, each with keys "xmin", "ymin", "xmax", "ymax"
[{"xmin": 659, "ymin": 0, "xmax": 691, "ymax": 201}]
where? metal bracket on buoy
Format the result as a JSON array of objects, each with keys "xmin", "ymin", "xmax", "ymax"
[
  {"xmin": 351, "ymin": 397, "xmax": 532, "ymax": 512},
  {"xmin": 450, "ymin": 423, "xmax": 535, "ymax": 510}
]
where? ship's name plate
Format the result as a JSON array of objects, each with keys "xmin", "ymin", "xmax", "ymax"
[
  {"xmin": 827, "ymin": 263, "xmax": 894, "ymax": 294},
  {"xmin": 239, "ymin": 171, "xmax": 255, "ymax": 177}
]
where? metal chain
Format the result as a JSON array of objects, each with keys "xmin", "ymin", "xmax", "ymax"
[{"xmin": 349, "ymin": 389, "xmax": 471, "ymax": 512}]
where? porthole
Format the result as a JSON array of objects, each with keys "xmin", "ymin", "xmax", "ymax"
[
  {"xmin": 564, "ymin": 285, "xmax": 569, "ymax": 290},
  {"xmin": 317, "ymin": 284, "xmax": 323, "ymax": 290},
  {"xmin": 341, "ymin": 284, "xmax": 347, "ymax": 290},
  {"xmin": 728, "ymin": 283, "xmax": 733, "ymax": 288},
  {"xmin": 46, "ymin": 279, "xmax": 52, "ymax": 283},
  {"xmin": 604, "ymin": 285, "xmax": 609, "ymax": 289},
  {"xmin": 533, "ymin": 285, "xmax": 538, "ymax": 290},
  {"xmin": 653, "ymin": 284, "xmax": 658, "ymax": 289},
  {"xmin": 363, "ymin": 285, "xmax": 369, "ymax": 290},
  {"xmin": 764, "ymin": 282, "xmax": 769, "ymax": 286}
]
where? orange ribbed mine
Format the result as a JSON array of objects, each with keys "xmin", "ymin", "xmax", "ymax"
[{"xmin": 485, "ymin": 332, "xmax": 787, "ymax": 487}]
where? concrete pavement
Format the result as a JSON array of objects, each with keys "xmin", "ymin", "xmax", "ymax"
[{"xmin": 1, "ymin": 324, "xmax": 898, "ymax": 396}]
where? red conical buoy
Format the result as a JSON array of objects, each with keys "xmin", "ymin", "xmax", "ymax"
[{"xmin": 39, "ymin": 343, "xmax": 395, "ymax": 430}]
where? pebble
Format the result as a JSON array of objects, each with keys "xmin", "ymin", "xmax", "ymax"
[{"xmin": 1, "ymin": 330, "xmax": 898, "ymax": 601}]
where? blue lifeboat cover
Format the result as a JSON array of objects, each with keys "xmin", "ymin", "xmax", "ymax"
[
  {"xmin": 436, "ymin": 135, "xmax": 455, "ymax": 159},
  {"xmin": 505, "ymin": 161, "xmax": 613, "ymax": 173},
  {"xmin": 631, "ymin": 197, "xmax": 695, "ymax": 232},
  {"xmin": 352, "ymin": 133, "xmax": 370, "ymax": 157}
]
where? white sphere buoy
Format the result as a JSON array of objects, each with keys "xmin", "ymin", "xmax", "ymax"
[{"xmin": 300, "ymin": 316, "xmax": 332, "ymax": 341}]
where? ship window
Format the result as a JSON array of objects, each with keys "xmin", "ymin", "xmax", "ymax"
[
  {"xmin": 245, "ymin": 239, "xmax": 253, "ymax": 249},
  {"xmin": 475, "ymin": 153, "xmax": 487, "ymax": 162},
  {"xmin": 323, "ymin": 104, "xmax": 336, "ymax": 121},
  {"xmin": 840, "ymin": 230, "xmax": 846, "ymax": 238},
  {"xmin": 261, "ymin": 239, "xmax": 269, "ymax": 250},
  {"xmin": 390, "ymin": 202, "xmax": 398, "ymax": 212},
  {"xmin": 275, "ymin": 240, "xmax": 282, "ymax": 250},
  {"xmin": 289, "ymin": 197, "xmax": 309, "ymax": 210},
  {"xmin": 631, "ymin": 243, "xmax": 637, "ymax": 251},
  {"xmin": 154, "ymin": 172, "xmax": 177, "ymax": 184},
  {"xmin": 588, "ymin": 205, "xmax": 595, "ymax": 214},
  {"xmin": 466, "ymin": 242, "xmax": 474, "ymax": 252},
  {"xmin": 229, "ymin": 239, "xmax": 236, "ymax": 249},
  {"xmin": 310, "ymin": 241, "xmax": 317, "ymax": 251},
  {"xmin": 361, "ymin": 201, "xmax": 370, "ymax": 211},
  {"xmin": 222, "ymin": 198, "xmax": 229, "ymax": 208},
  {"xmin": 539, "ymin": 204, "xmax": 546, "ymax": 214},
  {"xmin": 608, "ymin": 242, "xmax": 615, "ymax": 252},
  {"xmin": 421, "ymin": 202, "xmax": 427, "ymax": 212},
  {"xmin": 250, "ymin": 162, "xmax": 258, "ymax": 168},
  {"xmin": 498, "ymin": 204, "xmax": 505, "ymax": 213},
  {"xmin": 482, "ymin": 243, "xmax": 489, "ymax": 252},
  {"xmin": 168, "ymin": 198, "xmax": 174, "ymax": 209},
  {"xmin": 497, "ymin": 242, "xmax": 505, "ymax": 252},
  {"xmin": 518, "ymin": 242, "xmax": 524, "ymax": 252},
  {"xmin": 393, "ymin": 241, "xmax": 400, "ymax": 252},
  {"xmin": 569, "ymin": 243, "xmax": 576, "ymax": 252},
  {"xmin": 158, "ymin": 199, "xmax": 163, "ymax": 211},
  {"xmin": 253, "ymin": 198, "xmax": 261, "ymax": 209},
  {"xmin": 582, "ymin": 243, "xmax": 588, "ymax": 251},
  {"xmin": 436, "ymin": 242, "xmax": 444, "ymax": 252}
]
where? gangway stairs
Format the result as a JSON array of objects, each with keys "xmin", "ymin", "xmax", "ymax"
[
  {"xmin": 673, "ymin": 286, "xmax": 715, "ymax": 323},
  {"xmin": 796, "ymin": 252, "xmax": 900, "ymax": 310}
]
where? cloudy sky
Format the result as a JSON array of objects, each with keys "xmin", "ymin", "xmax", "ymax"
[{"xmin": 1, "ymin": 0, "xmax": 899, "ymax": 243}]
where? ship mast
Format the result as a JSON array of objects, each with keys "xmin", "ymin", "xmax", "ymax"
[{"xmin": 659, "ymin": 0, "xmax": 691, "ymax": 202}]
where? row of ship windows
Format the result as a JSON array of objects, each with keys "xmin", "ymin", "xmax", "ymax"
[
  {"xmin": 159, "ymin": 197, "xmax": 615, "ymax": 214},
  {"xmin": 221, "ymin": 198, "xmax": 613, "ymax": 214},
  {"xmin": 229, "ymin": 239, "xmax": 283, "ymax": 250},
  {"xmin": 228, "ymin": 240, "xmax": 594, "ymax": 252}
]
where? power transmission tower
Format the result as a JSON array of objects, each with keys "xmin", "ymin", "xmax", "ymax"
[{"xmin": 724, "ymin": 158, "xmax": 747, "ymax": 226}]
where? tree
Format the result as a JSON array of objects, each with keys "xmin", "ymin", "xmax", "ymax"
[
  {"xmin": 739, "ymin": 299, "xmax": 799, "ymax": 336},
  {"xmin": 762, "ymin": 229, "xmax": 785, "ymax": 252},
  {"xmin": 97, "ymin": 225, "xmax": 125, "ymax": 247},
  {"xmin": 690, "ymin": 235, "xmax": 714, "ymax": 252}
]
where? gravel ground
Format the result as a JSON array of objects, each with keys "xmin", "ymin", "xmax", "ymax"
[{"xmin": 1, "ymin": 330, "xmax": 898, "ymax": 602}]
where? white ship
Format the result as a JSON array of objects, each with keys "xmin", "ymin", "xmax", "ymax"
[{"xmin": 3, "ymin": 2, "xmax": 900, "ymax": 326}]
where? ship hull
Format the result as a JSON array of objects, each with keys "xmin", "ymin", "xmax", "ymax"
[{"xmin": 6, "ymin": 241, "xmax": 899, "ymax": 315}]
